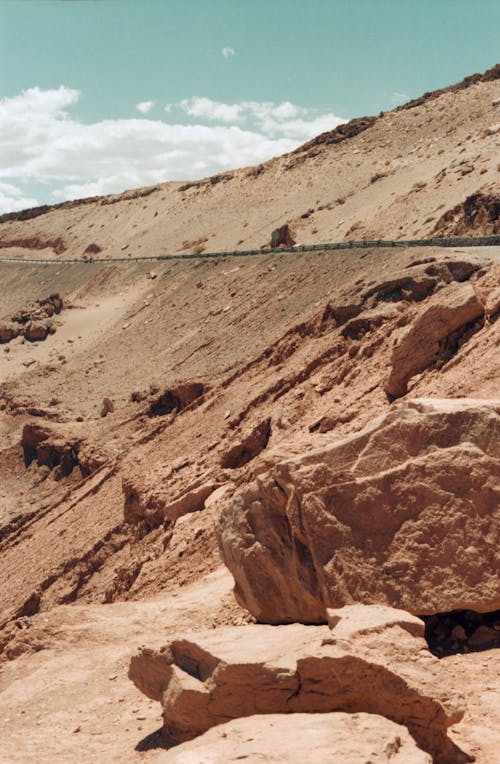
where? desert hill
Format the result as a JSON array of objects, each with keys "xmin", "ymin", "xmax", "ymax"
[
  {"xmin": 0, "ymin": 66, "xmax": 499, "ymax": 763},
  {"xmin": 0, "ymin": 65, "xmax": 499, "ymax": 261}
]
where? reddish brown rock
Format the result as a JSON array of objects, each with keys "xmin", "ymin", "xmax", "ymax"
[
  {"xmin": 220, "ymin": 418, "xmax": 271, "ymax": 468},
  {"xmin": 474, "ymin": 262, "xmax": 500, "ymax": 320},
  {"xmin": 148, "ymin": 382, "xmax": 207, "ymax": 416},
  {"xmin": 129, "ymin": 607, "xmax": 466, "ymax": 762},
  {"xmin": 216, "ymin": 398, "xmax": 500, "ymax": 623},
  {"xmin": 100, "ymin": 397, "xmax": 114, "ymax": 417},
  {"xmin": 385, "ymin": 283, "xmax": 484, "ymax": 399},
  {"xmin": 123, "ymin": 475, "xmax": 222, "ymax": 526},
  {"xmin": 21, "ymin": 421, "xmax": 106, "ymax": 478},
  {"xmin": 270, "ymin": 224, "xmax": 296, "ymax": 248},
  {"xmin": 0, "ymin": 321, "xmax": 20, "ymax": 343},
  {"xmin": 160, "ymin": 712, "xmax": 432, "ymax": 763},
  {"xmin": 23, "ymin": 320, "xmax": 51, "ymax": 342}
]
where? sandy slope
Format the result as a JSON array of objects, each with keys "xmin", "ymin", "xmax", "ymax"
[
  {"xmin": 0, "ymin": 67, "xmax": 498, "ymax": 261},
  {"xmin": 0, "ymin": 66, "xmax": 499, "ymax": 763}
]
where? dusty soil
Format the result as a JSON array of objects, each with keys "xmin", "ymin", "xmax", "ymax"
[{"xmin": 0, "ymin": 66, "xmax": 499, "ymax": 763}]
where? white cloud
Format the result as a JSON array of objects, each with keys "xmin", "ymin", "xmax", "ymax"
[
  {"xmin": 391, "ymin": 91, "xmax": 409, "ymax": 104},
  {"xmin": 178, "ymin": 97, "xmax": 344, "ymax": 139},
  {"xmin": 0, "ymin": 181, "xmax": 38, "ymax": 215},
  {"xmin": 0, "ymin": 86, "xmax": 346, "ymax": 210},
  {"xmin": 180, "ymin": 96, "xmax": 244, "ymax": 122},
  {"xmin": 136, "ymin": 100, "xmax": 155, "ymax": 114},
  {"xmin": 221, "ymin": 47, "xmax": 235, "ymax": 60}
]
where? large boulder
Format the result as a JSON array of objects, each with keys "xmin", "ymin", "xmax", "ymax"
[
  {"xmin": 216, "ymin": 398, "xmax": 500, "ymax": 623},
  {"xmin": 160, "ymin": 712, "xmax": 432, "ymax": 763},
  {"xmin": 129, "ymin": 606, "xmax": 465, "ymax": 762}
]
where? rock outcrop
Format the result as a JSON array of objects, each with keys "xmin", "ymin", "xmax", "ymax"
[
  {"xmin": 129, "ymin": 605, "xmax": 465, "ymax": 762},
  {"xmin": 432, "ymin": 192, "xmax": 500, "ymax": 236},
  {"xmin": 270, "ymin": 224, "xmax": 296, "ymax": 248},
  {"xmin": 0, "ymin": 293, "xmax": 63, "ymax": 344},
  {"xmin": 21, "ymin": 421, "xmax": 107, "ymax": 479},
  {"xmin": 385, "ymin": 283, "xmax": 484, "ymax": 399},
  {"xmin": 216, "ymin": 398, "xmax": 500, "ymax": 623},
  {"xmin": 474, "ymin": 262, "xmax": 500, "ymax": 320},
  {"xmin": 123, "ymin": 474, "xmax": 222, "ymax": 527},
  {"xmin": 160, "ymin": 712, "xmax": 432, "ymax": 763}
]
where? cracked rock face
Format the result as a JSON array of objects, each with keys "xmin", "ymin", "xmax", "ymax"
[
  {"xmin": 159, "ymin": 712, "xmax": 432, "ymax": 763},
  {"xmin": 216, "ymin": 398, "xmax": 500, "ymax": 623},
  {"xmin": 385, "ymin": 283, "xmax": 484, "ymax": 399},
  {"xmin": 128, "ymin": 606, "xmax": 465, "ymax": 763}
]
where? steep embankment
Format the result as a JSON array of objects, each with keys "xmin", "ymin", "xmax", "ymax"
[{"xmin": 0, "ymin": 65, "xmax": 499, "ymax": 261}]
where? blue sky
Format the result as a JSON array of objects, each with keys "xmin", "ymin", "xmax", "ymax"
[{"xmin": 0, "ymin": 0, "xmax": 498, "ymax": 212}]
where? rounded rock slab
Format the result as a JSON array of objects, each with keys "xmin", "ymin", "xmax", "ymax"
[{"xmin": 158, "ymin": 712, "xmax": 432, "ymax": 763}]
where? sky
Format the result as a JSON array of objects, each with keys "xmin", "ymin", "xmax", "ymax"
[{"xmin": 0, "ymin": 0, "xmax": 499, "ymax": 213}]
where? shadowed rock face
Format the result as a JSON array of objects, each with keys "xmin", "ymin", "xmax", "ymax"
[
  {"xmin": 385, "ymin": 283, "xmax": 484, "ymax": 399},
  {"xmin": 385, "ymin": 265, "xmax": 500, "ymax": 399},
  {"xmin": 216, "ymin": 398, "xmax": 500, "ymax": 623},
  {"xmin": 129, "ymin": 606, "xmax": 466, "ymax": 763}
]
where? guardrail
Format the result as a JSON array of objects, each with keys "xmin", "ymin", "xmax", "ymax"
[{"xmin": 0, "ymin": 235, "xmax": 499, "ymax": 266}]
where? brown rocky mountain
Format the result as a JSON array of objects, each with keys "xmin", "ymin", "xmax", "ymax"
[{"xmin": 0, "ymin": 66, "xmax": 499, "ymax": 763}]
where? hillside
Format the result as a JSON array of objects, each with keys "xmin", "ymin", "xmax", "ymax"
[
  {"xmin": 0, "ymin": 66, "xmax": 499, "ymax": 763},
  {"xmin": 0, "ymin": 65, "xmax": 499, "ymax": 261}
]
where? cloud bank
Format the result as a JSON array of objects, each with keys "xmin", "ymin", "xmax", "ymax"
[{"xmin": 0, "ymin": 86, "xmax": 345, "ymax": 212}]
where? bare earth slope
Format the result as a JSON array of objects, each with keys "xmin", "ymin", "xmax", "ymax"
[
  {"xmin": 0, "ymin": 65, "xmax": 499, "ymax": 260},
  {"xmin": 0, "ymin": 67, "xmax": 499, "ymax": 763}
]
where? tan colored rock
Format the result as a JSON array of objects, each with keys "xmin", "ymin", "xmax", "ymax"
[
  {"xmin": 474, "ymin": 262, "xmax": 500, "ymax": 320},
  {"xmin": 216, "ymin": 398, "xmax": 500, "ymax": 622},
  {"xmin": 385, "ymin": 283, "xmax": 484, "ymax": 398},
  {"xmin": 160, "ymin": 712, "xmax": 432, "ymax": 763},
  {"xmin": 123, "ymin": 476, "xmax": 222, "ymax": 525},
  {"xmin": 129, "ymin": 609, "xmax": 466, "ymax": 762}
]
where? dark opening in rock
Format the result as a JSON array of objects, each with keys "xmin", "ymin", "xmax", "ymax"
[
  {"xmin": 436, "ymin": 316, "xmax": 485, "ymax": 366},
  {"xmin": 148, "ymin": 383, "xmax": 206, "ymax": 417},
  {"xmin": 422, "ymin": 609, "xmax": 500, "ymax": 657},
  {"xmin": 220, "ymin": 418, "xmax": 272, "ymax": 469}
]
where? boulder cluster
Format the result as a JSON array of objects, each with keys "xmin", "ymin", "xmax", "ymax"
[{"xmin": 0, "ymin": 293, "xmax": 63, "ymax": 344}]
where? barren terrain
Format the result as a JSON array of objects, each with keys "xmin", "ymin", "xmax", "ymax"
[{"xmin": 0, "ymin": 65, "xmax": 499, "ymax": 763}]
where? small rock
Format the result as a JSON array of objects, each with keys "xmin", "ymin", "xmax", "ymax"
[
  {"xmin": 223, "ymin": 409, "xmax": 231, "ymax": 420},
  {"xmin": 100, "ymin": 398, "xmax": 114, "ymax": 417},
  {"xmin": 149, "ymin": 271, "xmax": 157, "ymax": 280}
]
